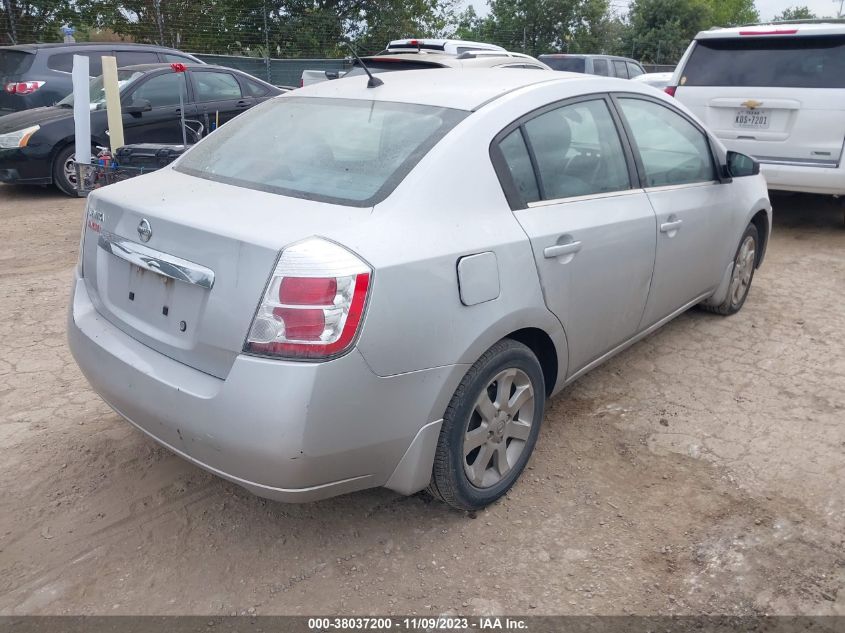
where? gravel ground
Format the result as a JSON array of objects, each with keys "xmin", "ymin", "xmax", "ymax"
[{"xmin": 0, "ymin": 184, "xmax": 843, "ymax": 616}]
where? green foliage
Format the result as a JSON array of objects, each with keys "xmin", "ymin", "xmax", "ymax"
[{"xmin": 773, "ymin": 6, "xmax": 817, "ymax": 21}]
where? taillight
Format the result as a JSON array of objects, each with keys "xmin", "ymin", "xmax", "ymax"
[
  {"xmin": 664, "ymin": 86, "xmax": 677, "ymax": 97},
  {"xmin": 4, "ymin": 81, "xmax": 46, "ymax": 95},
  {"xmin": 245, "ymin": 237, "xmax": 372, "ymax": 360}
]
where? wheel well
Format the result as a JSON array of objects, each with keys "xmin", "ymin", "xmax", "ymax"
[
  {"xmin": 506, "ymin": 328, "xmax": 558, "ymax": 396},
  {"xmin": 750, "ymin": 210, "xmax": 768, "ymax": 268}
]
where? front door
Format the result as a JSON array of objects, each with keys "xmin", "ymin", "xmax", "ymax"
[
  {"xmin": 614, "ymin": 95, "xmax": 735, "ymax": 329},
  {"xmin": 495, "ymin": 96, "xmax": 657, "ymax": 375},
  {"xmin": 121, "ymin": 71, "xmax": 195, "ymax": 145}
]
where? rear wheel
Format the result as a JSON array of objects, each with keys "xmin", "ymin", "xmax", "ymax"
[
  {"xmin": 52, "ymin": 145, "xmax": 81, "ymax": 196},
  {"xmin": 701, "ymin": 223, "xmax": 759, "ymax": 316},
  {"xmin": 427, "ymin": 339, "xmax": 545, "ymax": 511}
]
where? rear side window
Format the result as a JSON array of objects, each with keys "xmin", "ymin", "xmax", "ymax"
[
  {"xmin": 242, "ymin": 78, "xmax": 270, "ymax": 97},
  {"xmin": 0, "ymin": 51, "xmax": 35, "ymax": 75},
  {"xmin": 115, "ymin": 51, "xmax": 160, "ymax": 67},
  {"xmin": 47, "ymin": 52, "xmax": 103, "ymax": 76},
  {"xmin": 612, "ymin": 60, "xmax": 628, "ymax": 78},
  {"xmin": 523, "ymin": 99, "xmax": 630, "ymax": 200},
  {"xmin": 541, "ymin": 57, "xmax": 586, "ymax": 73},
  {"xmin": 592, "ymin": 59, "xmax": 610, "ymax": 76},
  {"xmin": 618, "ymin": 98, "xmax": 715, "ymax": 187},
  {"xmin": 498, "ymin": 129, "xmax": 540, "ymax": 204},
  {"xmin": 682, "ymin": 35, "xmax": 845, "ymax": 88},
  {"xmin": 176, "ymin": 97, "xmax": 467, "ymax": 206}
]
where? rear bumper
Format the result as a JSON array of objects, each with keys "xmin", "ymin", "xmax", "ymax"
[
  {"xmin": 68, "ymin": 275, "xmax": 465, "ymax": 502},
  {"xmin": 759, "ymin": 161, "xmax": 845, "ymax": 196},
  {"xmin": 0, "ymin": 146, "xmax": 52, "ymax": 185}
]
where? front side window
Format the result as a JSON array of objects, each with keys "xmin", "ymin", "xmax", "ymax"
[
  {"xmin": 618, "ymin": 98, "xmax": 715, "ymax": 187},
  {"xmin": 127, "ymin": 72, "xmax": 186, "ymax": 108},
  {"xmin": 176, "ymin": 97, "xmax": 467, "ymax": 206},
  {"xmin": 193, "ymin": 71, "xmax": 242, "ymax": 101},
  {"xmin": 522, "ymin": 99, "xmax": 631, "ymax": 200}
]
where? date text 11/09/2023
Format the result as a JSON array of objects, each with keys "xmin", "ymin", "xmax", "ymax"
[{"xmin": 308, "ymin": 617, "xmax": 529, "ymax": 630}]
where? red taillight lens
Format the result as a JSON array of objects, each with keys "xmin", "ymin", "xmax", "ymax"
[
  {"xmin": 739, "ymin": 29, "xmax": 798, "ymax": 36},
  {"xmin": 279, "ymin": 276, "xmax": 337, "ymax": 305},
  {"xmin": 6, "ymin": 81, "xmax": 45, "ymax": 95},
  {"xmin": 245, "ymin": 238, "xmax": 372, "ymax": 360},
  {"xmin": 664, "ymin": 86, "xmax": 677, "ymax": 97}
]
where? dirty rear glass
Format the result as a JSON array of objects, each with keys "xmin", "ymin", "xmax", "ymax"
[
  {"xmin": 683, "ymin": 35, "xmax": 845, "ymax": 88},
  {"xmin": 176, "ymin": 96, "xmax": 467, "ymax": 206}
]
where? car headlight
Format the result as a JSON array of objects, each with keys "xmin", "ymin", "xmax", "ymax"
[{"xmin": 0, "ymin": 125, "xmax": 40, "ymax": 149}]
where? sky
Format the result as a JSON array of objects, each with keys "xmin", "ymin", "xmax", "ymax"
[{"xmin": 468, "ymin": 0, "xmax": 843, "ymax": 20}]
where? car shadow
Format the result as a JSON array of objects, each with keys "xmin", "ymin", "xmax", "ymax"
[
  {"xmin": 0, "ymin": 183, "xmax": 72, "ymax": 202},
  {"xmin": 770, "ymin": 192, "xmax": 845, "ymax": 231}
]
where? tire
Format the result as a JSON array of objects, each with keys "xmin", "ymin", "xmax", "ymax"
[
  {"xmin": 701, "ymin": 223, "xmax": 759, "ymax": 316},
  {"xmin": 427, "ymin": 338, "xmax": 545, "ymax": 511},
  {"xmin": 52, "ymin": 144, "xmax": 81, "ymax": 196}
]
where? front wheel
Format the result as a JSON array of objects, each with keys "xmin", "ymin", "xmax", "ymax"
[
  {"xmin": 427, "ymin": 339, "xmax": 545, "ymax": 511},
  {"xmin": 52, "ymin": 145, "xmax": 80, "ymax": 196},
  {"xmin": 701, "ymin": 223, "xmax": 759, "ymax": 316}
]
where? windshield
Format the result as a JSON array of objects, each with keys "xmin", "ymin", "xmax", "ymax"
[
  {"xmin": 683, "ymin": 35, "xmax": 845, "ymax": 88},
  {"xmin": 56, "ymin": 69, "xmax": 145, "ymax": 109},
  {"xmin": 176, "ymin": 96, "xmax": 468, "ymax": 206}
]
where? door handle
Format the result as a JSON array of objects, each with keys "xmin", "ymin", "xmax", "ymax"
[
  {"xmin": 236, "ymin": 100, "xmax": 250, "ymax": 109},
  {"xmin": 544, "ymin": 241, "xmax": 582, "ymax": 259},
  {"xmin": 660, "ymin": 219, "xmax": 683, "ymax": 233}
]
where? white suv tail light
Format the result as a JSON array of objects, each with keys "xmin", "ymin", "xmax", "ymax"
[{"xmin": 245, "ymin": 238, "xmax": 372, "ymax": 360}]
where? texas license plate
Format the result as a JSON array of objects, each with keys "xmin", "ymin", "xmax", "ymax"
[{"xmin": 734, "ymin": 109, "xmax": 770, "ymax": 129}]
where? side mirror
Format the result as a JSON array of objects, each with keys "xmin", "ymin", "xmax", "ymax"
[
  {"xmin": 123, "ymin": 99, "xmax": 152, "ymax": 115},
  {"xmin": 726, "ymin": 151, "xmax": 760, "ymax": 178}
]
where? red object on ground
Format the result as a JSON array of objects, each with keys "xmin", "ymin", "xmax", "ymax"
[{"xmin": 170, "ymin": 63, "xmax": 187, "ymax": 73}]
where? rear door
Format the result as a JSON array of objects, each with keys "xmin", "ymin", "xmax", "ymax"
[
  {"xmin": 189, "ymin": 69, "xmax": 251, "ymax": 129},
  {"xmin": 493, "ymin": 95, "xmax": 657, "ymax": 375},
  {"xmin": 614, "ymin": 95, "xmax": 734, "ymax": 328},
  {"xmin": 675, "ymin": 33, "xmax": 845, "ymax": 166}
]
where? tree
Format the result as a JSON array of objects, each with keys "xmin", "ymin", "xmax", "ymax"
[
  {"xmin": 774, "ymin": 6, "xmax": 817, "ymax": 21},
  {"xmin": 626, "ymin": 0, "xmax": 711, "ymax": 64},
  {"xmin": 706, "ymin": 0, "xmax": 758, "ymax": 26}
]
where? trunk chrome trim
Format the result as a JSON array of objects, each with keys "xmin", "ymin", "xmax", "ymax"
[{"xmin": 98, "ymin": 231, "xmax": 215, "ymax": 289}]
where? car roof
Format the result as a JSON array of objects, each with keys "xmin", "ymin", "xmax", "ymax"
[
  {"xmin": 539, "ymin": 53, "xmax": 641, "ymax": 63},
  {"xmin": 385, "ymin": 38, "xmax": 506, "ymax": 53},
  {"xmin": 696, "ymin": 21, "xmax": 845, "ymax": 39},
  {"xmin": 361, "ymin": 51, "xmax": 549, "ymax": 69},
  {"xmin": 293, "ymin": 68, "xmax": 643, "ymax": 111},
  {"xmin": 2, "ymin": 42, "xmax": 189, "ymax": 53}
]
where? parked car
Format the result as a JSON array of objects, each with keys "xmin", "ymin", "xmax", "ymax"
[
  {"xmin": 0, "ymin": 63, "xmax": 283, "ymax": 195},
  {"xmin": 0, "ymin": 42, "xmax": 202, "ymax": 115},
  {"xmin": 538, "ymin": 54, "xmax": 646, "ymax": 79},
  {"xmin": 633, "ymin": 71, "xmax": 674, "ymax": 90},
  {"xmin": 344, "ymin": 50, "xmax": 550, "ymax": 76},
  {"xmin": 300, "ymin": 38, "xmax": 513, "ymax": 86},
  {"xmin": 670, "ymin": 22, "xmax": 845, "ymax": 196},
  {"xmin": 68, "ymin": 69, "xmax": 771, "ymax": 511}
]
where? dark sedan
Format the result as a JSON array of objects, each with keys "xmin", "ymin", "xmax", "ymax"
[{"xmin": 0, "ymin": 63, "xmax": 284, "ymax": 195}]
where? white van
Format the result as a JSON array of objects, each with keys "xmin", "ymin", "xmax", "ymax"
[{"xmin": 670, "ymin": 22, "xmax": 845, "ymax": 196}]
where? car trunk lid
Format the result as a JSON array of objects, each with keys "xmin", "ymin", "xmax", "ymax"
[{"xmin": 81, "ymin": 168, "xmax": 371, "ymax": 379}]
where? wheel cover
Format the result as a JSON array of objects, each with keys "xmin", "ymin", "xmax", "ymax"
[
  {"xmin": 462, "ymin": 368, "xmax": 535, "ymax": 489},
  {"xmin": 63, "ymin": 153, "xmax": 78, "ymax": 187},
  {"xmin": 729, "ymin": 235, "xmax": 756, "ymax": 306}
]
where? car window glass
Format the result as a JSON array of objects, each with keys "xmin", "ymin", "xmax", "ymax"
[
  {"xmin": 194, "ymin": 72, "xmax": 243, "ymax": 101},
  {"xmin": 47, "ymin": 51, "xmax": 103, "ymax": 76},
  {"xmin": 498, "ymin": 128, "xmax": 540, "ymax": 204},
  {"xmin": 164, "ymin": 53, "xmax": 194, "ymax": 63},
  {"xmin": 541, "ymin": 57, "xmax": 586, "ymax": 72},
  {"xmin": 115, "ymin": 51, "xmax": 160, "ymax": 67},
  {"xmin": 618, "ymin": 98, "xmax": 716, "ymax": 187},
  {"xmin": 127, "ymin": 72, "xmax": 186, "ymax": 108},
  {"xmin": 592, "ymin": 59, "xmax": 610, "ymax": 76},
  {"xmin": 243, "ymin": 79, "xmax": 269, "ymax": 97},
  {"xmin": 522, "ymin": 99, "xmax": 630, "ymax": 200},
  {"xmin": 612, "ymin": 60, "xmax": 628, "ymax": 78},
  {"xmin": 627, "ymin": 62, "xmax": 644, "ymax": 78}
]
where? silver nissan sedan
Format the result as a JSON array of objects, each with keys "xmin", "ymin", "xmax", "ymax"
[{"xmin": 68, "ymin": 69, "xmax": 772, "ymax": 511}]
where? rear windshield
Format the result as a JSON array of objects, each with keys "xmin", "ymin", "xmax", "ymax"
[
  {"xmin": 540, "ymin": 57, "xmax": 586, "ymax": 73},
  {"xmin": 176, "ymin": 96, "xmax": 468, "ymax": 206},
  {"xmin": 0, "ymin": 51, "xmax": 35, "ymax": 77},
  {"xmin": 682, "ymin": 35, "xmax": 845, "ymax": 88}
]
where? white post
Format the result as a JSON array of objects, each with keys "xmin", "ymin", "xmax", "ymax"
[{"xmin": 71, "ymin": 55, "xmax": 91, "ymax": 168}]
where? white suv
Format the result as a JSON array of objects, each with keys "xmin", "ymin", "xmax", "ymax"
[{"xmin": 670, "ymin": 22, "xmax": 845, "ymax": 196}]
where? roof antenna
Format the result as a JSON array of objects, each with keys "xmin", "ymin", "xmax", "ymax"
[{"xmin": 347, "ymin": 42, "xmax": 383, "ymax": 88}]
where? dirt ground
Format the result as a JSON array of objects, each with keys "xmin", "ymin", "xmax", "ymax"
[{"xmin": 0, "ymin": 184, "xmax": 843, "ymax": 617}]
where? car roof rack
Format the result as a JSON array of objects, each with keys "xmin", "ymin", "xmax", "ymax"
[{"xmin": 455, "ymin": 50, "xmax": 530, "ymax": 60}]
